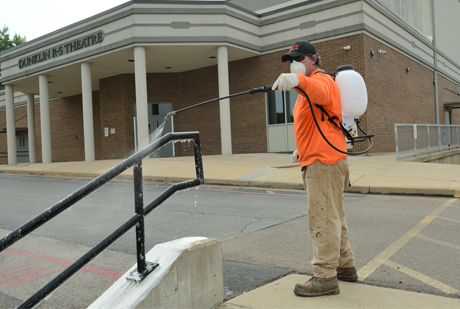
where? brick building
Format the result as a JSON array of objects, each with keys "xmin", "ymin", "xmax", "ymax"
[{"xmin": 1, "ymin": 0, "xmax": 459, "ymax": 165}]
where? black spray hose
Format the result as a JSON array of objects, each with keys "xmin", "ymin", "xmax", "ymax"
[
  {"xmin": 294, "ymin": 86, "xmax": 373, "ymax": 155},
  {"xmin": 164, "ymin": 85, "xmax": 273, "ymax": 121},
  {"xmin": 162, "ymin": 84, "xmax": 373, "ymax": 155}
]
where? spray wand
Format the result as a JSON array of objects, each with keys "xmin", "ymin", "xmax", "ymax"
[
  {"xmin": 162, "ymin": 84, "xmax": 373, "ymax": 154},
  {"xmin": 163, "ymin": 85, "xmax": 273, "ymax": 122}
]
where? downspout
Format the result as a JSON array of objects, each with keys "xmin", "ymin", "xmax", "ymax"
[
  {"xmin": 431, "ymin": 0, "xmax": 439, "ymax": 125},
  {"xmin": 431, "ymin": 0, "xmax": 441, "ymax": 149}
]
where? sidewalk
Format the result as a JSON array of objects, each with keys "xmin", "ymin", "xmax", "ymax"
[
  {"xmin": 216, "ymin": 274, "xmax": 460, "ymax": 309},
  {"xmin": 0, "ymin": 152, "xmax": 459, "ymax": 197}
]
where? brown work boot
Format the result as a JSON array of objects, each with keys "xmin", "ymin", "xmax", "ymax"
[
  {"xmin": 294, "ymin": 276, "xmax": 340, "ymax": 297},
  {"xmin": 337, "ymin": 266, "xmax": 358, "ymax": 282}
]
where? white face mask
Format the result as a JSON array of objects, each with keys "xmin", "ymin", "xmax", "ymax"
[{"xmin": 290, "ymin": 61, "xmax": 306, "ymax": 75}]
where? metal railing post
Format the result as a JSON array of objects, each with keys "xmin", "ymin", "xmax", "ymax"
[
  {"xmin": 134, "ymin": 160, "xmax": 146, "ymax": 273},
  {"xmin": 427, "ymin": 126, "xmax": 430, "ymax": 153},
  {"xmin": 193, "ymin": 135, "xmax": 204, "ymax": 182},
  {"xmin": 438, "ymin": 126, "xmax": 442, "ymax": 152},
  {"xmin": 457, "ymin": 126, "xmax": 458, "ymax": 146},
  {"xmin": 128, "ymin": 159, "xmax": 159, "ymax": 282},
  {"xmin": 395, "ymin": 124, "xmax": 400, "ymax": 162}
]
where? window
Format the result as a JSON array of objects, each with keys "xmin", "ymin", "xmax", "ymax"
[
  {"xmin": 267, "ymin": 89, "xmax": 298, "ymax": 124},
  {"xmin": 148, "ymin": 103, "xmax": 172, "ymax": 116}
]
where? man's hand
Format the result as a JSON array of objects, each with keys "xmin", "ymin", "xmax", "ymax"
[
  {"xmin": 272, "ymin": 73, "xmax": 299, "ymax": 92},
  {"xmin": 291, "ymin": 149, "xmax": 299, "ymax": 163}
]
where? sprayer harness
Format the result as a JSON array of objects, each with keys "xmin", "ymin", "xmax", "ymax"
[
  {"xmin": 312, "ymin": 71, "xmax": 355, "ymax": 144},
  {"xmin": 294, "ymin": 69, "xmax": 374, "ymax": 156}
]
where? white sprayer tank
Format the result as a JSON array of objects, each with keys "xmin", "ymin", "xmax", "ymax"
[{"xmin": 335, "ymin": 65, "xmax": 367, "ymax": 130}]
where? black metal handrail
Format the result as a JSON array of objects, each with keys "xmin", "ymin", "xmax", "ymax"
[{"xmin": 0, "ymin": 131, "xmax": 204, "ymax": 309}]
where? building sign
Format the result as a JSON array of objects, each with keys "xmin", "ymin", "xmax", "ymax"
[{"xmin": 18, "ymin": 31, "xmax": 105, "ymax": 69}]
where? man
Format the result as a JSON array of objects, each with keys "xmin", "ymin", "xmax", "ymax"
[{"xmin": 272, "ymin": 40, "xmax": 357, "ymax": 297}]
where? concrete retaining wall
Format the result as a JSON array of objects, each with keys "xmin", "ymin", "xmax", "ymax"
[
  {"xmin": 88, "ymin": 237, "xmax": 223, "ymax": 309},
  {"xmin": 402, "ymin": 148, "xmax": 460, "ymax": 164}
]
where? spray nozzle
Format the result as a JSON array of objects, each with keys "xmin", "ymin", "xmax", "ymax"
[
  {"xmin": 164, "ymin": 111, "xmax": 176, "ymax": 122},
  {"xmin": 249, "ymin": 85, "xmax": 273, "ymax": 94}
]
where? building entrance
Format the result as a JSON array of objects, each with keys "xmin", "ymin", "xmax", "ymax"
[
  {"xmin": 134, "ymin": 102, "xmax": 174, "ymax": 157},
  {"xmin": 266, "ymin": 89, "xmax": 297, "ymax": 152},
  {"xmin": 16, "ymin": 134, "xmax": 29, "ymax": 163}
]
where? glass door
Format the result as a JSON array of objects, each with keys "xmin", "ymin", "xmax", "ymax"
[{"xmin": 266, "ymin": 90, "xmax": 297, "ymax": 152}]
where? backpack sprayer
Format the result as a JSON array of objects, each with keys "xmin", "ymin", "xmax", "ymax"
[
  {"xmin": 296, "ymin": 65, "xmax": 375, "ymax": 155},
  {"xmin": 163, "ymin": 65, "xmax": 374, "ymax": 155}
]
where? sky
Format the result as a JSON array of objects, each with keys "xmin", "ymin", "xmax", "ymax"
[{"xmin": 1, "ymin": 0, "xmax": 129, "ymax": 42}]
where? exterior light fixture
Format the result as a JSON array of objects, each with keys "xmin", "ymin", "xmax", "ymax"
[
  {"xmin": 342, "ymin": 46, "xmax": 351, "ymax": 50},
  {"xmin": 370, "ymin": 51, "xmax": 375, "ymax": 57},
  {"xmin": 406, "ymin": 68, "xmax": 410, "ymax": 73}
]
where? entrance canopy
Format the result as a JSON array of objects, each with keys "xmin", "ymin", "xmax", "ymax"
[
  {"xmin": 2, "ymin": 45, "xmax": 257, "ymax": 98},
  {"xmin": 0, "ymin": 127, "xmax": 27, "ymax": 133},
  {"xmin": 444, "ymin": 102, "xmax": 460, "ymax": 110}
]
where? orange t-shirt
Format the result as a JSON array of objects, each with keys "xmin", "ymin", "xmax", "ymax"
[{"xmin": 293, "ymin": 69, "xmax": 347, "ymax": 167}]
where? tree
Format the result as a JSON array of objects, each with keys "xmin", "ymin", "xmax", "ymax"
[{"xmin": 1, "ymin": 25, "xmax": 27, "ymax": 88}]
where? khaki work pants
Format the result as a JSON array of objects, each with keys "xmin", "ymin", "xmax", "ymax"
[{"xmin": 301, "ymin": 158, "xmax": 354, "ymax": 278}]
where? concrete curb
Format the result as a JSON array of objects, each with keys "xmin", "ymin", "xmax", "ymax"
[
  {"xmin": 346, "ymin": 186, "xmax": 459, "ymax": 197},
  {"xmin": 1, "ymin": 169, "xmax": 459, "ymax": 197}
]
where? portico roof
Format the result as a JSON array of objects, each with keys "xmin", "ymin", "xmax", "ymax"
[
  {"xmin": 444, "ymin": 102, "xmax": 460, "ymax": 110},
  {"xmin": 1, "ymin": 44, "xmax": 257, "ymax": 98}
]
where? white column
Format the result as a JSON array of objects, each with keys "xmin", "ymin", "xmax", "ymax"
[
  {"xmin": 27, "ymin": 94, "xmax": 37, "ymax": 164},
  {"xmin": 81, "ymin": 62, "xmax": 95, "ymax": 161},
  {"xmin": 217, "ymin": 46, "xmax": 232, "ymax": 155},
  {"xmin": 39, "ymin": 74, "xmax": 52, "ymax": 163},
  {"xmin": 134, "ymin": 47, "xmax": 149, "ymax": 150},
  {"xmin": 5, "ymin": 85, "xmax": 16, "ymax": 165}
]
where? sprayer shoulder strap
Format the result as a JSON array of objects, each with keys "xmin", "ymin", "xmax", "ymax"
[
  {"xmin": 314, "ymin": 104, "xmax": 354, "ymax": 143},
  {"xmin": 314, "ymin": 70, "xmax": 336, "ymax": 80}
]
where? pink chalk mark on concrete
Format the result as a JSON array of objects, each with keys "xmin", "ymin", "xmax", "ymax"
[
  {"xmin": 8, "ymin": 267, "xmax": 61, "ymax": 289},
  {"xmin": 0, "ymin": 264, "xmax": 40, "ymax": 285},
  {"xmin": 5, "ymin": 248, "xmax": 123, "ymax": 280},
  {"xmin": 0, "ymin": 263, "xmax": 38, "ymax": 276},
  {"xmin": 0, "ymin": 263, "xmax": 60, "ymax": 288}
]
